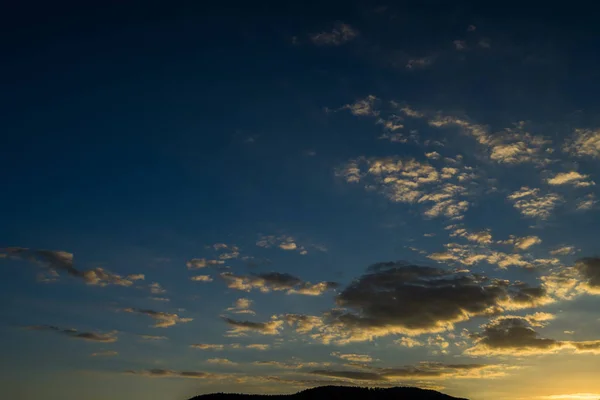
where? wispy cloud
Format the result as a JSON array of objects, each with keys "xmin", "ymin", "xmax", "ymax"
[
  {"xmin": 121, "ymin": 308, "xmax": 193, "ymax": 328},
  {"xmin": 310, "ymin": 22, "xmax": 359, "ymax": 46},
  {"xmin": 25, "ymin": 325, "xmax": 118, "ymax": 342}
]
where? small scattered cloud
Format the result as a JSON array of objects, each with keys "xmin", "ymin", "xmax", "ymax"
[
  {"xmin": 499, "ymin": 235, "xmax": 542, "ymax": 251},
  {"xmin": 563, "ymin": 128, "xmax": 600, "ymax": 158},
  {"xmin": 453, "ymin": 40, "xmax": 467, "ymax": 50},
  {"xmin": 550, "ymin": 246, "xmax": 577, "ymax": 256},
  {"xmin": 139, "ymin": 334, "xmax": 168, "ymax": 341},
  {"xmin": 395, "ymin": 337, "xmax": 423, "ymax": 348},
  {"xmin": 206, "ymin": 358, "xmax": 238, "ymax": 366},
  {"xmin": 547, "ymin": 171, "xmax": 595, "ymax": 187},
  {"xmin": 122, "ymin": 308, "xmax": 193, "ymax": 328},
  {"xmin": 226, "ymin": 298, "xmax": 256, "ymax": 315},
  {"xmin": 310, "ymin": 22, "xmax": 359, "ymax": 46},
  {"xmin": 191, "ymin": 275, "xmax": 213, "ymax": 282},
  {"xmin": 508, "ymin": 187, "xmax": 563, "ymax": 219},
  {"xmin": 186, "ymin": 258, "xmax": 224, "ymax": 269},
  {"xmin": 222, "ymin": 316, "xmax": 284, "ymax": 336},
  {"xmin": 246, "ymin": 344, "xmax": 270, "ymax": 350},
  {"xmin": 220, "ymin": 271, "xmax": 337, "ymax": 296},
  {"xmin": 190, "ymin": 344, "xmax": 226, "ymax": 351},
  {"xmin": 124, "ymin": 369, "xmax": 218, "ymax": 379},
  {"xmin": 577, "ymin": 194, "xmax": 597, "ymax": 210},
  {"xmin": 331, "ymin": 352, "xmax": 374, "ymax": 363}
]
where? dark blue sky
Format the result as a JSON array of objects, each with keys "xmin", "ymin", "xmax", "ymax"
[{"xmin": 2, "ymin": 2, "xmax": 600, "ymax": 400}]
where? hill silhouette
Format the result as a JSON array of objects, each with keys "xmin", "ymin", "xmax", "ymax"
[{"xmin": 189, "ymin": 385, "xmax": 468, "ymax": 400}]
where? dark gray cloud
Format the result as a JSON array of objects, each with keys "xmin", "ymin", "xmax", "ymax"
[
  {"xmin": 222, "ymin": 317, "xmax": 283, "ymax": 336},
  {"xmin": 576, "ymin": 257, "xmax": 600, "ymax": 288},
  {"xmin": 25, "ymin": 325, "xmax": 118, "ymax": 342},
  {"xmin": 124, "ymin": 369, "xmax": 215, "ymax": 379},
  {"xmin": 310, "ymin": 363, "xmax": 509, "ymax": 382},
  {"xmin": 307, "ymin": 262, "xmax": 549, "ymax": 343}
]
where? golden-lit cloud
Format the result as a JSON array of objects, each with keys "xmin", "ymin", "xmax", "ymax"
[
  {"xmin": 563, "ymin": 128, "xmax": 600, "ymax": 158},
  {"xmin": 226, "ymin": 298, "xmax": 256, "ymax": 315},
  {"xmin": 1, "ymin": 247, "xmax": 145, "ymax": 287},
  {"xmin": 206, "ymin": 358, "xmax": 238, "ymax": 366},
  {"xmin": 547, "ymin": 171, "xmax": 595, "ymax": 187},
  {"xmin": 186, "ymin": 258, "xmax": 224, "ymax": 269},
  {"xmin": 91, "ymin": 350, "xmax": 118, "ymax": 357},
  {"xmin": 190, "ymin": 275, "xmax": 213, "ymax": 282},
  {"xmin": 330, "ymin": 352, "xmax": 374, "ymax": 363},
  {"xmin": 220, "ymin": 271, "xmax": 337, "ymax": 296},
  {"xmin": 121, "ymin": 308, "xmax": 193, "ymax": 328},
  {"xmin": 508, "ymin": 187, "xmax": 563, "ymax": 219}
]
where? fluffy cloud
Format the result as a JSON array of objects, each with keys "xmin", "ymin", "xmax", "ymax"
[
  {"xmin": 547, "ymin": 171, "xmax": 595, "ymax": 187},
  {"xmin": 26, "ymin": 325, "xmax": 118, "ymax": 342},
  {"xmin": 499, "ymin": 235, "xmax": 542, "ymax": 251},
  {"xmin": 310, "ymin": 22, "xmax": 359, "ymax": 46},
  {"xmin": 563, "ymin": 128, "xmax": 600, "ymax": 158},
  {"xmin": 336, "ymin": 157, "xmax": 477, "ymax": 220},
  {"xmin": 508, "ymin": 187, "xmax": 563, "ymax": 219},
  {"xmin": 220, "ymin": 272, "xmax": 337, "ymax": 296},
  {"xmin": 450, "ymin": 228, "xmax": 493, "ymax": 244},
  {"xmin": 122, "ymin": 308, "xmax": 193, "ymax": 328},
  {"xmin": 149, "ymin": 282, "xmax": 166, "ymax": 294},
  {"xmin": 286, "ymin": 262, "xmax": 550, "ymax": 344},
  {"xmin": 223, "ymin": 316, "xmax": 284, "ymax": 336},
  {"xmin": 213, "ymin": 243, "xmax": 241, "ymax": 260},
  {"xmin": 226, "ymin": 298, "xmax": 256, "ymax": 315},
  {"xmin": 1, "ymin": 247, "xmax": 144, "ymax": 287},
  {"xmin": 186, "ymin": 258, "xmax": 224, "ymax": 269},
  {"xmin": 395, "ymin": 337, "xmax": 423, "ymax": 348}
]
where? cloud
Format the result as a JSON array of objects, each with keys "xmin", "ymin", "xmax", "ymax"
[
  {"xmin": 190, "ymin": 344, "xmax": 226, "ymax": 350},
  {"xmin": 124, "ymin": 369, "xmax": 218, "ymax": 379},
  {"xmin": 222, "ymin": 317, "xmax": 284, "ymax": 336},
  {"xmin": 288, "ymin": 262, "xmax": 550, "ymax": 344},
  {"xmin": 508, "ymin": 187, "xmax": 563, "ymax": 219},
  {"xmin": 395, "ymin": 337, "xmax": 423, "ymax": 348},
  {"xmin": 149, "ymin": 282, "xmax": 166, "ymax": 294},
  {"xmin": 256, "ymin": 235, "xmax": 310, "ymax": 255},
  {"xmin": 91, "ymin": 350, "xmax": 118, "ymax": 357},
  {"xmin": 206, "ymin": 358, "xmax": 238, "ymax": 366},
  {"xmin": 428, "ymin": 117, "xmax": 552, "ymax": 165},
  {"xmin": 467, "ymin": 316, "xmax": 600, "ymax": 356},
  {"xmin": 139, "ymin": 334, "xmax": 168, "ymax": 341},
  {"xmin": 186, "ymin": 258, "xmax": 224, "ymax": 269},
  {"xmin": 309, "ymin": 363, "xmax": 513, "ymax": 382},
  {"xmin": 213, "ymin": 243, "xmax": 241, "ymax": 260},
  {"xmin": 220, "ymin": 271, "xmax": 337, "ymax": 296},
  {"xmin": 542, "ymin": 257, "xmax": 600, "ymax": 299},
  {"xmin": 499, "ymin": 235, "xmax": 542, "ymax": 251},
  {"xmin": 246, "ymin": 344, "xmax": 270, "ymax": 350},
  {"xmin": 331, "ymin": 352, "xmax": 374, "ymax": 363},
  {"xmin": 191, "ymin": 275, "xmax": 213, "ymax": 282},
  {"xmin": 226, "ymin": 298, "xmax": 256, "ymax": 315},
  {"xmin": 336, "ymin": 157, "xmax": 478, "ymax": 220},
  {"xmin": 453, "ymin": 40, "xmax": 467, "ymax": 50},
  {"xmin": 1, "ymin": 248, "xmax": 144, "ymax": 287},
  {"xmin": 26, "ymin": 325, "xmax": 118, "ymax": 342},
  {"xmin": 121, "ymin": 308, "xmax": 193, "ymax": 328},
  {"xmin": 550, "ymin": 246, "xmax": 577, "ymax": 256},
  {"xmin": 406, "ymin": 57, "xmax": 434, "ymax": 70},
  {"xmin": 150, "ymin": 297, "xmax": 170, "ymax": 302},
  {"xmin": 563, "ymin": 128, "xmax": 600, "ymax": 158},
  {"xmin": 450, "ymin": 228, "xmax": 493, "ymax": 244},
  {"xmin": 577, "ymin": 194, "xmax": 597, "ymax": 210},
  {"xmin": 310, "ymin": 22, "xmax": 359, "ymax": 46},
  {"xmin": 547, "ymin": 171, "xmax": 595, "ymax": 187}
]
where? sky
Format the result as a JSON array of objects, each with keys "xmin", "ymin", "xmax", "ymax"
[{"xmin": 2, "ymin": 2, "xmax": 600, "ymax": 400}]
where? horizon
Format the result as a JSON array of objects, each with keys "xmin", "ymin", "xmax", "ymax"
[{"xmin": 2, "ymin": 2, "xmax": 600, "ymax": 400}]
